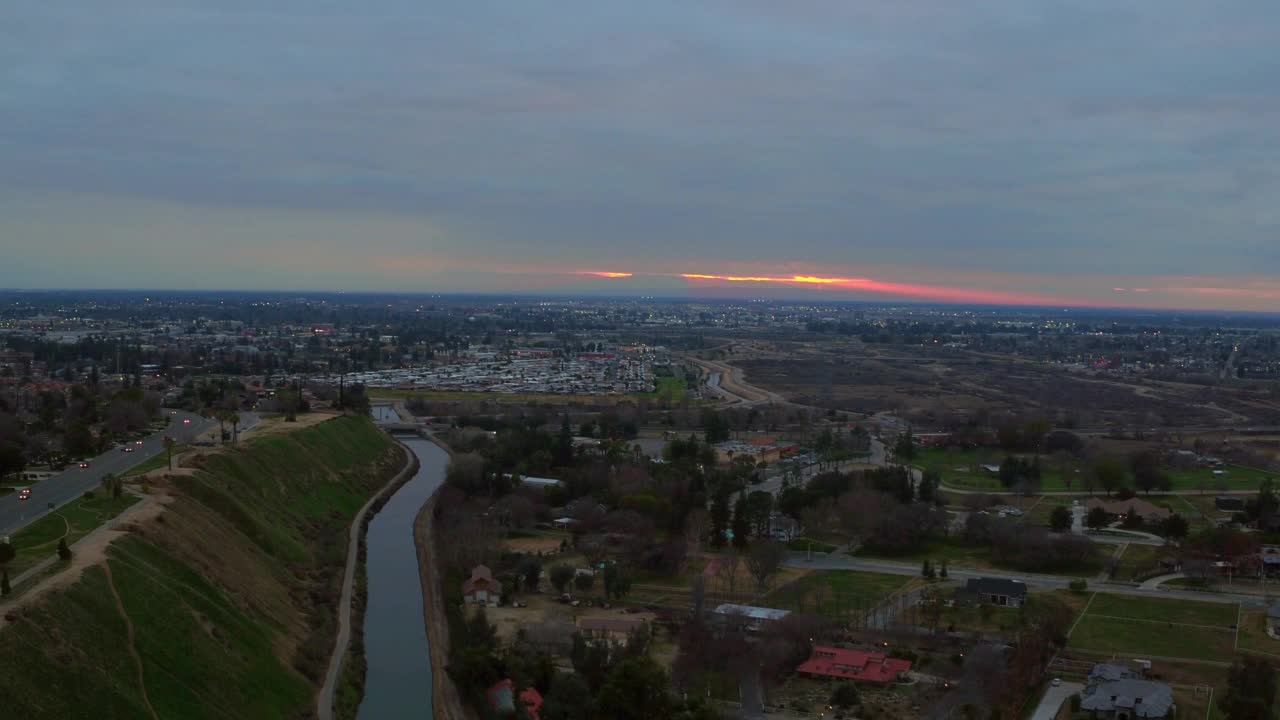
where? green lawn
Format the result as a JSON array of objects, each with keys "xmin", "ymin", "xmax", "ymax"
[
  {"xmin": 652, "ymin": 376, "xmax": 687, "ymax": 404},
  {"xmin": 1086, "ymin": 593, "xmax": 1239, "ymax": 627},
  {"xmin": 7, "ymin": 493, "xmax": 142, "ymax": 575},
  {"xmin": 1068, "ymin": 593, "xmax": 1240, "ymax": 662},
  {"xmin": 1069, "ymin": 614, "xmax": 1235, "ymax": 662},
  {"xmin": 916, "ymin": 447, "xmax": 1274, "ymax": 492},
  {"xmin": 1112, "ymin": 544, "xmax": 1164, "ymax": 582},
  {"xmin": 766, "ymin": 570, "xmax": 909, "ymax": 619}
]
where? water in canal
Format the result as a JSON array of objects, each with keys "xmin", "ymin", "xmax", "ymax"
[{"xmin": 357, "ymin": 437, "xmax": 448, "ymax": 719}]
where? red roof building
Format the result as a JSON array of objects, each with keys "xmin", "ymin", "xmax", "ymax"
[
  {"xmin": 796, "ymin": 646, "xmax": 912, "ymax": 684},
  {"xmin": 486, "ymin": 679, "xmax": 543, "ymax": 719}
]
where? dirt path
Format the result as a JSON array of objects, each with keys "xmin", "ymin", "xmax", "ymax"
[
  {"xmin": 415, "ymin": 487, "xmax": 474, "ymax": 720},
  {"xmin": 104, "ymin": 561, "xmax": 160, "ymax": 720}
]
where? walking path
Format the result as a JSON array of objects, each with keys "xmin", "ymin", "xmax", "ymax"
[
  {"xmin": 1139, "ymin": 573, "xmax": 1187, "ymax": 590},
  {"xmin": 317, "ymin": 445, "xmax": 416, "ymax": 720},
  {"xmin": 104, "ymin": 561, "xmax": 159, "ymax": 720}
]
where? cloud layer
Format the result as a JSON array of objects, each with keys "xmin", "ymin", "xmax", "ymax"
[{"xmin": 2, "ymin": 1, "xmax": 1278, "ymax": 308}]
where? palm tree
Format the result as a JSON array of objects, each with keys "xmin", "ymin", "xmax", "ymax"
[{"xmin": 0, "ymin": 537, "xmax": 15, "ymax": 596}]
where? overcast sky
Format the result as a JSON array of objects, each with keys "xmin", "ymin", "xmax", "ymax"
[{"xmin": 3, "ymin": 1, "xmax": 1279, "ymax": 309}]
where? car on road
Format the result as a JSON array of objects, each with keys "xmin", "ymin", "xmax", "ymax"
[
  {"xmin": 170, "ymin": 410, "xmax": 178, "ymax": 415},
  {"xmin": 78, "ymin": 461, "xmax": 90, "ymax": 469},
  {"xmin": 183, "ymin": 419, "xmax": 191, "ymax": 424},
  {"xmin": 120, "ymin": 446, "xmax": 134, "ymax": 453},
  {"xmin": 1052, "ymin": 678, "xmax": 1062, "ymax": 687},
  {"xmin": 134, "ymin": 439, "xmax": 144, "ymax": 445},
  {"xmin": 18, "ymin": 487, "xmax": 31, "ymax": 501}
]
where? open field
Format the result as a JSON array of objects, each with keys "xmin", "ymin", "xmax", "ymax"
[
  {"xmin": 733, "ymin": 341, "xmax": 1280, "ymax": 429},
  {"xmin": 6, "ymin": 493, "xmax": 141, "ymax": 575},
  {"xmin": 765, "ymin": 570, "xmax": 911, "ymax": 620},
  {"xmin": 915, "ymin": 447, "xmax": 1273, "ymax": 492},
  {"xmin": 1068, "ymin": 593, "xmax": 1239, "ymax": 663}
]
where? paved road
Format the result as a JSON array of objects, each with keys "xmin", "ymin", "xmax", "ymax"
[
  {"xmin": 786, "ymin": 552, "xmax": 1271, "ymax": 608},
  {"xmin": 1030, "ymin": 682, "xmax": 1083, "ymax": 720},
  {"xmin": 0, "ymin": 409, "xmax": 251, "ymax": 537}
]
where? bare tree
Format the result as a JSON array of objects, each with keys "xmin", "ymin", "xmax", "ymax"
[{"xmin": 744, "ymin": 540, "xmax": 788, "ymax": 592}]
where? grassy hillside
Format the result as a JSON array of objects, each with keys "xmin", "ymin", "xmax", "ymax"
[{"xmin": 0, "ymin": 415, "xmax": 400, "ymax": 719}]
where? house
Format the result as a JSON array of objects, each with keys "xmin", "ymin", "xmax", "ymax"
[
  {"xmin": 463, "ymin": 565, "xmax": 497, "ymax": 605},
  {"xmin": 712, "ymin": 603, "xmax": 792, "ymax": 633},
  {"xmin": 958, "ymin": 577, "xmax": 1027, "ymax": 608},
  {"xmin": 577, "ymin": 616, "xmax": 647, "ymax": 644},
  {"xmin": 1085, "ymin": 497, "xmax": 1173, "ymax": 524},
  {"xmin": 796, "ymin": 646, "xmax": 912, "ymax": 684},
  {"xmin": 1216, "ymin": 496, "xmax": 1247, "ymax": 512},
  {"xmin": 1079, "ymin": 664, "xmax": 1174, "ymax": 719},
  {"xmin": 486, "ymin": 679, "xmax": 543, "ymax": 719}
]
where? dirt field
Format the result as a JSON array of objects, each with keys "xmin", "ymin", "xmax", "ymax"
[{"xmin": 733, "ymin": 342, "xmax": 1280, "ymax": 429}]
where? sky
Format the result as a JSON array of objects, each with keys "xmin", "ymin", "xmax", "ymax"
[{"xmin": 2, "ymin": 1, "xmax": 1279, "ymax": 310}]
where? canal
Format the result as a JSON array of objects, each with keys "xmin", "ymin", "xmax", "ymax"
[{"xmin": 357, "ymin": 436, "xmax": 449, "ymax": 719}]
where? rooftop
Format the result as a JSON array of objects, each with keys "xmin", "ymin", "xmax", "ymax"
[{"xmin": 796, "ymin": 646, "xmax": 912, "ymax": 684}]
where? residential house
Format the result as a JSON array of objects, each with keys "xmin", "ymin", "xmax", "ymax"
[
  {"xmin": 1085, "ymin": 497, "xmax": 1173, "ymax": 525},
  {"xmin": 712, "ymin": 603, "xmax": 792, "ymax": 633},
  {"xmin": 1079, "ymin": 664, "xmax": 1174, "ymax": 719},
  {"xmin": 958, "ymin": 578, "xmax": 1027, "ymax": 608},
  {"xmin": 577, "ymin": 617, "xmax": 647, "ymax": 645},
  {"xmin": 463, "ymin": 565, "xmax": 497, "ymax": 605},
  {"xmin": 796, "ymin": 646, "xmax": 912, "ymax": 685},
  {"xmin": 1216, "ymin": 496, "xmax": 1246, "ymax": 512}
]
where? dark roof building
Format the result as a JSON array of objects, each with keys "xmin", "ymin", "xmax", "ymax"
[
  {"xmin": 1080, "ymin": 664, "xmax": 1174, "ymax": 719},
  {"xmin": 959, "ymin": 577, "xmax": 1028, "ymax": 607}
]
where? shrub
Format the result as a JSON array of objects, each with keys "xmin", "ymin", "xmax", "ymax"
[{"xmin": 1069, "ymin": 579, "xmax": 1088, "ymax": 593}]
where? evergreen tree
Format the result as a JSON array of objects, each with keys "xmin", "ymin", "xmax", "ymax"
[{"xmin": 731, "ymin": 495, "xmax": 750, "ymax": 549}]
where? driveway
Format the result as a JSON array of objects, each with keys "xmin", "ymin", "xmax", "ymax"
[{"xmin": 1030, "ymin": 682, "xmax": 1082, "ymax": 720}]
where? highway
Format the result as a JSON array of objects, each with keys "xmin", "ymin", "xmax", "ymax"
[{"xmin": 0, "ymin": 410, "xmax": 256, "ymax": 537}]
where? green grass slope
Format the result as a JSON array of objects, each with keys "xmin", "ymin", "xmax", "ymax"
[{"xmin": 0, "ymin": 415, "xmax": 400, "ymax": 719}]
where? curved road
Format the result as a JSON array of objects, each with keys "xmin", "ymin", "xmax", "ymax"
[{"xmin": 0, "ymin": 409, "xmax": 259, "ymax": 537}]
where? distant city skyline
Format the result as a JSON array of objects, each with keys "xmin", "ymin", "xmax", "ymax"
[{"xmin": 4, "ymin": 1, "xmax": 1279, "ymax": 310}]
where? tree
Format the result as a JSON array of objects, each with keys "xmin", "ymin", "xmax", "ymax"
[
  {"xmin": 550, "ymin": 564, "xmax": 575, "ymax": 594},
  {"xmin": 940, "ymin": 559, "xmax": 948, "ymax": 579},
  {"xmin": 922, "ymin": 558, "xmax": 934, "ymax": 579},
  {"xmin": 100, "ymin": 472, "xmax": 122, "ymax": 499},
  {"xmin": 163, "ymin": 435, "xmax": 176, "ymax": 471},
  {"xmin": 0, "ymin": 537, "xmax": 13, "ymax": 596},
  {"xmin": 1049, "ymin": 505, "xmax": 1073, "ymax": 533},
  {"xmin": 468, "ymin": 606, "xmax": 498, "ymax": 651},
  {"xmin": 1162, "ymin": 514, "xmax": 1190, "ymax": 541},
  {"xmin": 597, "ymin": 657, "xmax": 673, "ymax": 720},
  {"xmin": 1086, "ymin": 506, "xmax": 1110, "ymax": 530},
  {"xmin": 57, "ymin": 538, "xmax": 72, "ymax": 561},
  {"xmin": 1224, "ymin": 656, "xmax": 1277, "ymax": 720},
  {"xmin": 603, "ymin": 564, "xmax": 632, "ymax": 600},
  {"xmin": 574, "ymin": 572, "xmax": 595, "ymax": 593},
  {"xmin": 1091, "ymin": 457, "xmax": 1127, "ymax": 497},
  {"xmin": 894, "ymin": 426, "xmax": 917, "ymax": 461},
  {"xmin": 518, "ymin": 556, "xmax": 542, "ymax": 592},
  {"xmin": 731, "ymin": 495, "xmax": 750, "ymax": 549},
  {"xmin": 744, "ymin": 539, "xmax": 787, "ymax": 591},
  {"xmin": 709, "ymin": 491, "xmax": 730, "ymax": 549},
  {"xmin": 745, "ymin": 491, "xmax": 774, "ymax": 536},
  {"xmin": 541, "ymin": 672, "xmax": 594, "ymax": 720}
]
